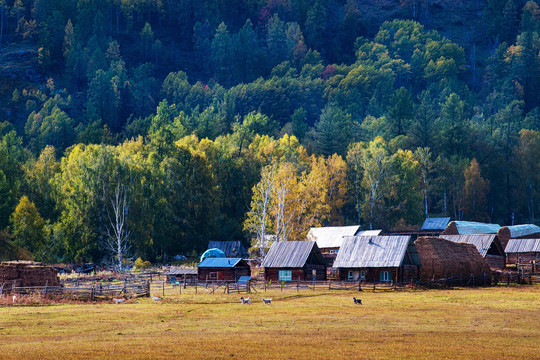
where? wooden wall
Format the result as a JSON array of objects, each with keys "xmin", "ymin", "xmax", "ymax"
[
  {"xmin": 198, "ymin": 266, "xmax": 250, "ymax": 282},
  {"xmin": 485, "ymin": 255, "xmax": 505, "ymax": 270},
  {"xmin": 264, "ymin": 265, "xmax": 327, "ymax": 282},
  {"xmin": 337, "ymin": 266, "xmax": 418, "ymax": 283}
]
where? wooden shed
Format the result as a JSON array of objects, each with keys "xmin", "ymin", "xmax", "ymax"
[
  {"xmin": 415, "ymin": 237, "xmax": 491, "ymax": 281},
  {"xmin": 333, "ymin": 236, "xmax": 419, "ymax": 283},
  {"xmin": 505, "ymin": 238, "xmax": 540, "ymax": 265},
  {"xmin": 207, "ymin": 241, "xmax": 248, "ymax": 258},
  {"xmin": 165, "ymin": 268, "xmax": 198, "ymax": 284},
  {"xmin": 197, "ymin": 258, "xmax": 250, "ymax": 282},
  {"xmin": 439, "ymin": 234, "xmax": 506, "ymax": 269},
  {"xmin": 441, "ymin": 221, "xmax": 501, "ymax": 235},
  {"xmin": 497, "ymin": 224, "xmax": 540, "ymax": 249},
  {"xmin": 261, "ymin": 241, "xmax": 327, "ymax": 282}
]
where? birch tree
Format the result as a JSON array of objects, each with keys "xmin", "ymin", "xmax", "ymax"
[
  {"xmin": 414, "ymin": 147, "xmax": 433, "ymax": 218},
  {"xmin": 104, "ymin": 182, "xmax": 131, "ymax": 269},
  {"xmin": 359, "ymin": 137, "xmax": 393, "ymax": 230},
  {"xmin": 244, "ymin": 164, "xmax": 274, "ymax": 260}
]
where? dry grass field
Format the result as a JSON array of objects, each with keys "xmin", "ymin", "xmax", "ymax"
[{"xmin": 0, "ymin": 285, "xmax": 539, "ymax": 359}]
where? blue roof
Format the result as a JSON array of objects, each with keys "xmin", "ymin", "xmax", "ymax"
[
  {"xmin": 421, "ymin": 217, "xmax": 451, "ymax": 230},
  {"xmin": 198, "ymin": 258, "xmax": 244, "ymax": 268},
  {"xmin": 200, "ymin": 248, "xmax": 226, "ymax": 262}
]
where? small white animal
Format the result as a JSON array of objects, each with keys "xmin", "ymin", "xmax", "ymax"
[
  {"xmin": 262, "ymin": 298, "xmax": 272, "ymax": 305},
  {"xmin": 151, "ymin": 296, "xmax": 162, "ymax": 303},
  {"xmin": 113, "ymin": 298, "xmax": 125, "ymax": 304},
  {"xmin": 353, "ymin": 297, "xmax": 362, "ymax": 305},
  {"xmin": 12, "ymin": 295, "xmax": 17, "ymax": 303},
  {"xmin": 240, "ymin": 296, "xmax": 251, "ymax": 305}
]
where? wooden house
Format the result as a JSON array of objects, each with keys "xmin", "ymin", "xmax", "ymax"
[
  {"xmin": 439, "ymin": 234, "xmax": 506, "ymax": 269},
  {"xmin": 261, "ymin": 241, "xmax": 327, "ymax": 282},
  {"xmin": 307, "ymin": 226, "xmax": 381, "ymax": 254},
  {"xmin": 385, "ymin": 217, "xmax": 451, "ymax": 239},
  {"xmin": 197, "ymin": 258, "xmax": 250, "ymax": 282},
  {"xmin": 505, "ymin": 238, "xmax": 540, "ymax": 265},
  {"xmin": 333, "ymin": 236, "xmax": 419, "ymax": 283},
  {"xmin": 207, "ymin": 241, "xmax": 248, "ymax": 258},
  {"xmin": 497, "ymin": 224, "xmax": 540, "ymax": 249}
]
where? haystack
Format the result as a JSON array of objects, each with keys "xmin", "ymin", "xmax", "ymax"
[
  {"xmin": 0, "ymin": 260, "xmax": 61, "ymax": 291},
  {"xmin": 415, "ymin": 237, "xmax": 491, "ymax": 281}
]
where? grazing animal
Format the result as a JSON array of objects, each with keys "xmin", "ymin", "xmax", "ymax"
[
  {"xmin": 240, "ymin": 297, "xmax": 251, "ymax": 305},
  {"xmin": 12, "ymin": 295, "xmax": 17, "ymax": 303},
  {"xmin": 262, "ymin": 298, "xmax": 272, "ymax": 305},
  {"xmin": 353, "ymin": 297, "xmax": 362, "ymax": 305},
  {"xmin": 151, "ymin": 296, "xmax": 162, "ymax": 303},
  {"xmin": 113, "ymin": 298, "xmax": 125, "ymax": 304}
]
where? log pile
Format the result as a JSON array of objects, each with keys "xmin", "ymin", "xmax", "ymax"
[
  {"xmin": 0, "ymin": 260, "xmax": 60, "ymax": 291},
  {"xmin": 415, "ymin": 237, "xmax": 491, "ymax": 281}
]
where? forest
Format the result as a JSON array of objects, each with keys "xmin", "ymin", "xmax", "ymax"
[{"xmin": 0, "ymin": 0, "xmax": 538, "ymax": 265}]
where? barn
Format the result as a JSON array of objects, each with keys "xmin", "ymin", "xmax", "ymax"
[
  {"xmin": 333, "ymin": 236, "xmax": 419, "ymax": 283},
  {"xmin": 505, "ymin": 238, "xmax": 540, "ymax": 265},
  {"xmin": 439, "ymin": 234, "xmax": 506, "ymax": 269},
  {"xmin": 415, "ymin": 236, "xmax": 491, "ymax": 281},
  {"xmin": 261, "ymin": 241, "xmax": 327, "ymax": 282},
  {"xmin": 197, "ymin": 258, "xmax": 250, "ymax": 282},
  {"xmin": 497, "ymin": 224, "xmax": 540, "ymax": 249},
  {"xmin": 207, "ymin": 241, "xmax": 248, "ymax": 258}
]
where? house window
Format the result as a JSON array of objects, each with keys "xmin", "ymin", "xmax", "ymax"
[
  {"xmin": 347, "ymin": 271, "xmax": 354, "ymax": 281},
  {"xmin": 329, "ymin": 250, "xmax": 338, "ymax": 254},
  {"xmin": 279, "ymin": 270, "xmax": 292, "ymax": 281},
  {"xmin": 209, "ymin": 272, "xmax": 217, "ymax": 280},
  {"xmin": 359, "ymin": 271, "xmax": 365, "ymax": 281},
  {"xmin": 380, "ymin": 271, "xmax": 391, "ymax": 282}
]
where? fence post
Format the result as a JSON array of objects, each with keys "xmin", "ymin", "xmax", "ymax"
[
  {"xmin": 297, "ymin": 277, "xmax": 299, "ymax": 292},
  {"xmin": 358, "ymin": 279, "xmax": 362, "ymax": 292},
  {"xmin": 328, "ymin": 280, "xmax": 331, "ymax": 290},
  {"xmin": 162, "ymin": 281, "xmax": 165, "ymax": 297},
  {"xmin": 45, "ymin": 280, "xmax": 48, "ymax": 297}
]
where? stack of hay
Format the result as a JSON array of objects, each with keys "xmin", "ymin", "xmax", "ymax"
[
  {"xmin": 0, "ymin": 260, "xmax": 61, "ymax": 291},
  {"xmin": 415, "ymin": 237, "xmax": 491, "ymax": 281}
]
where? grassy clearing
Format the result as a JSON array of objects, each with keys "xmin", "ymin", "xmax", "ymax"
[{"xmin": 0, "ymin": 286, "xmax": 539, "ymax": 359}]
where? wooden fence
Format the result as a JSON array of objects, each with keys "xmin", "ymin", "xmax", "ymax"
[{"xmin": 7, "ymin": 279, "xmax": 150, "ymax": 300}]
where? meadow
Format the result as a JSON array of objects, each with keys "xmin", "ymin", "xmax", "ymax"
[{"xmin": 0, "ymin": 285, "xmax": 538, "ymax": 359}]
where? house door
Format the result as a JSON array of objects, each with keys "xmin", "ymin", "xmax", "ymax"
[{"xmin": 217, "ymin": 271, "xmax": 224, "ymax": 280}]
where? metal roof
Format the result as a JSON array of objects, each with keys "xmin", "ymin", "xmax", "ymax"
[
  {"xmin": 505, "ymin": 238, "xmax": 540, "ymax": 253},
  {"xmin": 439, "ymin": 234, "xmax": 497, "ymax": 257},
  {"xmin": 207, "ymin": 241, "xmax": 248, "ymax": 257},
  {"xmin": 307, "ymin": 225, "xmax": 361, "ymax": 248},
  {"xmin": 333, "ymin": 236, "xmax": 411, "ymax": 268},
  {"xmin": 198, "ymin": 258, "xmax": 244, "ymax": 268},
  {"xmin": 261, "ymin": 241, "xmax": 320, "ymax": 268},
  {"xmin": 421, "ymin": 217, "xmax": 451, "ymax": 230},
  {"xmin": 453, "ymin": 221, "xmax": 501, "ymax": 234},
  {"xmin": 504, "ymin": 224, "xmax": 540, "ymax": 238},
  {"xmin": 165, "ymin": 268, "xmax": 198, "ymax": 276}
]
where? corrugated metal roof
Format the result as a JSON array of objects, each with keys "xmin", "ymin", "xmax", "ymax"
[
  {"xmin": 439, "ymin": 234, "xmax": 497, "ymax": 257},
  {"xmin": 307, "ymin": 226, "xmax": 361, "ymax": 248},
  {"xmin": 505, "ymin": 239, "xmax": 540, "ymax": 253},
  {"xmin": 421, "ymin": 217, "xmax": 451, "ymax": 230},
  {"xmin": 505, "ymin": 224, "xmax": 540, "ymax": 238},
  {"xmin": 165, "ymin": 268, "xmax": 198, "ymax": 276},
  {"xmin": 207, "ymin": 241, "xmax": 248, "ymax": 257},
  {"xmin": 198, "ymin": 258, "xmax": 243, "ymax": 268},
  {"xmin": 453, "ymin": 221, "xmax": 501, "ymax": 234},
  {"xmin": 261, "ymin": 241, "xmax": 317, "ymax": 268},
  {"xmin": 333, "ymin": 236, "xmax": 411, "ymax": 268}
]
